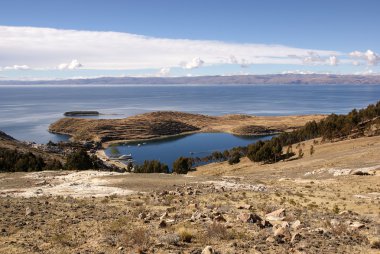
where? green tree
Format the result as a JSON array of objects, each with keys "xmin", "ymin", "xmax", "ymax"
[
  {"xmin": 310, "ymin": 145, "xmax": 315, "ymax": 156},
  {"xmin": 228, "ymin": 151, "xmax": 241, "ymax": 165},
  {"xmin": 173, "ymin": 157, "xmax": 193, "ymax": 174},
  {"xmin": 65, "ymin": 149, "xmax": 94, "ymax": 170},
  {"xmin": 298, "ymin": 148, "xmax": 304, "ymax": 159}
]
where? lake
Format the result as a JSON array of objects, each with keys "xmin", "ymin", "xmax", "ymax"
[
  {"xmin": 0, "ymin": 84, "xmax": 379, "ymax": 144},
  {"xmin": 104, "ymin": 133, "xmax": 273, "ymax": 168}
]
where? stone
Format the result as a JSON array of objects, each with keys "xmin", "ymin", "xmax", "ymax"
[
  {"xmin": 291, "ymin": 220, "xmax": 301, "ymax": 230},
  {"xmin": 191, "ymin": 211, "xmax": 202, "ymax": 221},
  {"xmin": 160, "ymin": 211, "xmax": 169, "ymax": 220},
  {"xmin": 201, "ymin": 246, "xmax": 214, "ymax": 254},
  {"xmin": 281, "ymin": 221, "xmax": 290, "ymax": 228},
  {"xmin": 25, "ymin": 207, "xmax": 34, "ymax": 216},
  {"xmin": 238, "ymin": 212, "xmax": 262, "ymax": 223},
  {"xmin": 273, "ymin": 227, "xmax": 291, "ymax": 241},
  {"xmin": 138, "ymin": 212, "xmax": 146, "ymax": 220},
  {"xmin": 265, "ymin": 208, "xmax": 286, "ymax": 221},
  {"xmin": 349, "ymin": 221, "xmax": 365, "ymax": 230},
  {"xmin": 214, "ymin": 214, "xmax": 226, "ymax": 222},
  {"xmin": 118, "ymin": 246, "xmax": 124, "ymax": 251},
  {"xmin": 158, "ymin": 220, "xmax": 167, "ymax": 228},
  {"xmin": 266, "ymin": 215, "xmax": 285, "ymax": 222},
  {"xmin": 273, "ymin": 227, "xmax": 285, "ymax": 237},
  {"xmin": 166, "ymin": 207, "xmax": 176, "ymax": 213},
  {"xmin": 237, "ymin": 204, "xmax": 252, "ymax": 210},
  {"xmin": 266, "ymin": 236, "xmax": 276, "ymax": 243},
  {"xmin": 330, "ymin": 219, "xmax": 340, "ymax": 227},
  {"xmin": 291, "ymin": 232, "xmax": 303, "ymax": 243}
]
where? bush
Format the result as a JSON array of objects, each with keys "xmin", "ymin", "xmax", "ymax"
[
  {"xmin": 228, "ymin": 152, "xmax": 241, "ymax": 165},
  {"xmin": 0, "ymin": 148, "xmax": 48, "ymax": 172},
  {"xmin": 173, "ymin": 157, "xmax": 193, "ymax": 174},
  {"xmin": 177, "ymin": 227, "xmax": 194, "ymax": 243},
  {"xmin": 246, "ymin": 101, "xmax": 380, "ymax": 164},
  {"xmin": 134, "ymin": 160, "xmax": 169, "ymax": 173},
  {"xmin": 65, "ymin": 149, "xmax": 95, "ymax": 170}
]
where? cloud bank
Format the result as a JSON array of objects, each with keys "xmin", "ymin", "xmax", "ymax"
[{"xmin": 0, "ymin": 26, "xmax": 341, "ymax": 71}]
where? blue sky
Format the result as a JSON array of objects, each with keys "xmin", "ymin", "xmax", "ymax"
[{"xmin": 0, "ymin": 0, "xmax": 379, "ymax": 79}]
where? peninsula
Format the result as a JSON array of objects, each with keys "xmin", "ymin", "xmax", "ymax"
[{"xmin": 49, "ymin": 111, "xmax": 326, "ymax": 144}]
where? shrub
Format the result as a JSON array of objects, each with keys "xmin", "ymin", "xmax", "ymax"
[
  {"xmin": 173, "ymin": 157, "xmax": 193, "ymax": 174},
  {"xmin": 0, "ymin": 148, "xmax": 51, "ymax": 172},
  {"xmin": 228, "ymin": 152, "xmax": 241, "ymax": 165},
  {"xmin": 206, "ymin": 222, "xmax": 231, "ymax": 240},
  {"xmin": 65, "ymin": 149, "xmax": 94, "ymax": 170},
  {"xmin": 177, "ymin": 227, "xmax": 194, "ymax": 243},
  {"xmin": 125, "ymin": 227, "xmax": 151, "ymax": 248},
  {"xmin": 134, "ymin": 160, "xmax": 169, "ymax": 173}
]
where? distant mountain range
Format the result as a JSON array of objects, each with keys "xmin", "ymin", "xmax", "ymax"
[{"xmin": 1, "ymin": 74, "xmax": 380, "ymax": 85}]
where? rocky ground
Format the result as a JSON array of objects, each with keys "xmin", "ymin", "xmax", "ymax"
[{"xmin": 0, "ymin": 136, "xmax": 379, "ymax": 253}]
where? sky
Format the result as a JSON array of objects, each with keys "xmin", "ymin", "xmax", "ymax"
[{"xmin": 0, "ymin": 0, "xmax": 379, "ymax": 80}]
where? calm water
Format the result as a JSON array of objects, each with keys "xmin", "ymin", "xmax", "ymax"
[
  {"xmin": 0, "ymin": 84, "xmax": 379, "ymax": 143},
  {"xmin": 105, "ymin": 133, "xmax": 273, "ymax": 168}
]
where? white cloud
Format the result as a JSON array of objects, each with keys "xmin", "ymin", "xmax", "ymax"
[
  {"xmin": 158, "ymin": 67, "xmax": 170, "ymax": 76},
  {"xmin": 229, "ymin": 55, "xmax": 250, "ymax": 68},
  {"xmin": 282, "ymin": 70, "xmax": 317, "ymax": 75},
  {"xmin": 328, "ymin": 56, "xmax": 339, "ymax": 66},
  {"xmin": 0, "ymin": 26, "xmax": 341, "ymax": 70},
  {"xmin": 302, "ymin": 51, "xmax": 324, "ymax": 64},
  {"xmin": 180, "ymin": 57, "xmax": 204, "ymax": 69},
  {"xmin": 291, "ymin": 52, "xmax": 339, "ymax": 66},
  {"xmin": 58, "ymin": 59, "xmax": 82, "ymax": 70},
  {"xmin": 349, "ymin": 50, "xmax": 379, "ymax": 66},
  {"xmin": 3, "ymin": 64, "xmax": 30, "ymax": 70}
]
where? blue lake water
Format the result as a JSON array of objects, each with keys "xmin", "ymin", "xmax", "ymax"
[
  {"xmin": 104, "ymin": 133, "xmax": 273, "ymax": 168},
  {"xmin": 0, "ymin": 84, "xmax": 379, "ymax": 144}
]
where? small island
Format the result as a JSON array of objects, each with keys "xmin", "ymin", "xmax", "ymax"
[{"xmin": 64, "ymin": 111, "xmax": 100, "ymax": 117}]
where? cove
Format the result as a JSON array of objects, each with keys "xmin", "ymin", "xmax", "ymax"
[{"xmin": 105, "ymin": 133, "xmax": 273, "ymax": 168}]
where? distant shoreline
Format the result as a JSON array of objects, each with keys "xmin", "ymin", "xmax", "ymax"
[{"xmin": 1, "ymin": 74, "xmax": 380, "ymax": 85}]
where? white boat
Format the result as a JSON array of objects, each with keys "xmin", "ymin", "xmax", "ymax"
[
  {"xmin": 109, "ymin": 154, "xmax": 132, "ymax": 160},
  {"xmin": 118, "ymin": 154, "xmax": 132, "ymax": 160}
]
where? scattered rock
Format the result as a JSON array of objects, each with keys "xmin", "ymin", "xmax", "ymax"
[
  {"xmin": 349, "ymin": 221, "xmax": 365, "ymax": 230},
  {"xmin": 330, "ymin": 219, "xmax": 340, "ymax": 227},
  {"xmin": 138, "ymin": 212, "xmax": 147, "ymax": 220},
  {"xmin": 291, "ymin": 232, "xmax": 303, "ymax": 243},
  {"xmin": 238, "ymin": 212, "xmax": 262, "ymax": 223},
  {"xmin": 214, "ymin": 214, "xmax": 227, "ymax": 222},
  {"xmin": 291, "ymin": 220, "xmax": 301, "ymax": 230},
  {"xmin": 159, "ymin": 220, "xmax": 167, "ymax": 228},
  {"xmin": 201, "ymin": 246, "xmax": 214, "ymax": 254},
  {"xmin": 266, "ymin": 236, "xmax": 276, "ymax": 243},
  {"xmin": 237, "ymin": 204, "xmax": 252, "ymax": 210},
  {"xmin": 265, "ymin": 208, "xmax": 286, "ymax": 221},
  {"xmin": 25, "ymin": 207, "xmax": 34, "ymax": 216},
  {"xmin": 160, "ymin": 211, "xmax": 169, "ymax": 220}
]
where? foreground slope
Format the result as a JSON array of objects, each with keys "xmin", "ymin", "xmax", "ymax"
[{"xmin": 0, "ymin": 135, "xmax": 379, "ymax": 253}]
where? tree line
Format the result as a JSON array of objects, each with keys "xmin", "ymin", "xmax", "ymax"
[{"xmin": 0, "ymin": 148, "xmax": 62, "ymax": 172}]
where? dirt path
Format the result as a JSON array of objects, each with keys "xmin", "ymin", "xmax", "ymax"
[{"xmin": 0, "ymin": 171, "xmax": 134, "ymax": 198}]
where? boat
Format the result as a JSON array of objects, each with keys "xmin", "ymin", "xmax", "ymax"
[
  {"xmin": 118, "ymin": 154, "xmax": 132, "ymax": 160},
  {"xmin": 109, "ymin": 154, "xmax": 132, "ymax": 160}
]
